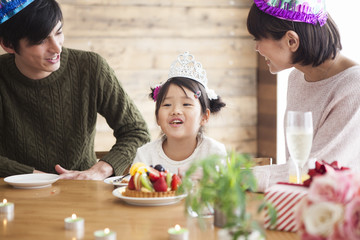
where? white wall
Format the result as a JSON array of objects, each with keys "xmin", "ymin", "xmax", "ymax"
[
  {"xmin": 276, "ymin": 1, "xmax": 360, "ymax": 164},
  {"xmin": 277, "ymin": 70, "xmax": 290, "ymax": 164},
  {"xmin": 328, "ymin": 1, "xmax": 360, "ymax": 63}
]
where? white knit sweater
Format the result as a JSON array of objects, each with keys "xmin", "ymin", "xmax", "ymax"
[{"xmin": 132, "ymin": 135, "xmax": 227, "ymax": 174}]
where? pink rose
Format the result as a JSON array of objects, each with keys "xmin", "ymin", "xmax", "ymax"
[
  {"xmin": 342, "ymin": 197, "xmax": 360, "ymax": 240},
  {"xmin": 308, "ymin": 171, "xmax": 358, "ymax": 204},
  {"xmin": 296, "ymin": 197, "xmax": 346, "ymax": 240},
  {"xmin": 301, "ymin": 202, "xmax": 343, "ymax": 238},
  {"xmin": 296, "ymin": 198, "xmax": 311, "ymax": 233}
]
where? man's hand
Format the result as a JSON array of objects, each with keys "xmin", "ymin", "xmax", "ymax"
[{"xmin": 55, "ymin": 161, "xmax": 114, "ymax": 180}]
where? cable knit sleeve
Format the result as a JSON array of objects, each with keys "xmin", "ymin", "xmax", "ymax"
[{"xmin": 94, "ymin": 54, "xmax": 150, "ymax": 175}]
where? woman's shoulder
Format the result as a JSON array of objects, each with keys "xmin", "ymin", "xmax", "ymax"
[
  {"xmin": 333, "ymin": 65, "xmax": 360, "ymax": 90},
  {"xmin": 289, "ymin": 64, "xmax": 360, "ymax": 88},
  {"xmin": 339, "ymin": 65, "xmax": 360, "ymax": 78},
  {"xmin": 323, "ymin": 55, "xmax": 360, "ymax": 84}
]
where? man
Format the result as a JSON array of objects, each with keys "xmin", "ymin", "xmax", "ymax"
[{"xmin": 0, "ymin": 0, "xmax": 150, "ymax": 179}]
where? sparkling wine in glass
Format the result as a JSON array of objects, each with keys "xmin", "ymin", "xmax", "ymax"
[{"xmin": 286, "ymin": 111, "xmax": 313, "ymax": 184}]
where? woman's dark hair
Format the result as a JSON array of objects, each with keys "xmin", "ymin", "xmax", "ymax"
[
  {"xmin": 0, "ymin": 0, "xmax": 63, "ymax": 53},
  {"xmin": 247, "ymin": 3, "xmax": 342, "ymax": 67},
  {"xmin": 149, "ymin": 77, "xmax": 226, "ymax": 119}
]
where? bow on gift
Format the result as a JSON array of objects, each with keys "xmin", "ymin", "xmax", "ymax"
[{"xmin": 303, "ymin": 160, "xmax": 349, "ymax": 187}]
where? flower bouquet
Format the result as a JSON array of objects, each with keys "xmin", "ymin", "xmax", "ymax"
[{"xmin": 296, "ymin": 168, "xmax": 360, "ymax": 240}]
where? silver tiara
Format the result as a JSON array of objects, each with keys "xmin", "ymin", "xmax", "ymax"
[{"xmin": 168, "ymin": 52, "xmax": 218, "ymax": 100}]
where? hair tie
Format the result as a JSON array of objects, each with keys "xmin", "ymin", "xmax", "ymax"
[
  {"xmin": 152, "ymin": 85, "xmax": 161, "ymax": 102},
  {"xmin": 194, "ymin": 91, "xmax": 201, "ymax": 99}
]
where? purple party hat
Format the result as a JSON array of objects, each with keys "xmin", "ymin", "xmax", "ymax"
[
  {"xmin": 0, "ymin": 0, "xmax": 34, "ymax": 24},
  {"xmin": 254, "ymin": 0, "xmax": 328, "ymax": 26}
]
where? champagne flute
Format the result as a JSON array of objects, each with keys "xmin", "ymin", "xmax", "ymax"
[{"xmin": 286, "ymin": 111, "xmax": 313, "ymax": 184}]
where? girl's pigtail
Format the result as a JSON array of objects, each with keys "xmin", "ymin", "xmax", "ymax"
[
  {"xmin": 209, "ymin": 96, "xmax": 226, "ymax": 113},
  {"xmin": 149, "ymin": 85, "xmax": 162, "ymax": 102},
  {"xmin": 149, "ymin": 87, "xmax": 156, "ymax": 100}
]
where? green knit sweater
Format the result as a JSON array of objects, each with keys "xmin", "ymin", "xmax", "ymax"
[{"xmin": 0, "ymin": 47, "xmax": 150, "ymax": 177}]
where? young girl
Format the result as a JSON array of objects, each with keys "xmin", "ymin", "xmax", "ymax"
[
  {"xmin": 247, "ymin": 0, "xmax": 360, "ymax": 190},
  {"xmin": 133, "ymin": 52, "xmax": 227, "ymax": 174}
]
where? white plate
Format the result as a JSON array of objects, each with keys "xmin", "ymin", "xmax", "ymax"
[
  {"xmin": 104, "ymin": 175, "xmax": 130, "ymax": 186},
  {"xmin": 4, "ymin": 173, "xmax": 60, "ymax": 189},
  {"xmin": 112, "ymin": 187, "xmax": 187, "ymax": 206}
]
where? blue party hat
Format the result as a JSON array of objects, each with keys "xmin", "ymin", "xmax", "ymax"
[{"xmin": 0, "ymin": 0, "xmax": 34, "ymax": 24}]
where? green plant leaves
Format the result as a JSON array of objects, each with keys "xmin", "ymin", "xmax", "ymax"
[{"xmin": 178, "ymin": 151, "xmax": 277, "ymax": 238}]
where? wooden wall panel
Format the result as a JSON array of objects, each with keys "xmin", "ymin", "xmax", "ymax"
[
  {"xmin": 61, "ymin": 6, "xmax": 251, "ymax": 38},
  {"xmin": 63, "ymin": 38, "xmax": 256, "ymax": 70},
  {"xmin": 58, "ymin": 0, "xmax": 252, "ymax": 7},
  {"xmin": 257, "ymin": 56, "xmax": 277, "ymax": 162}
]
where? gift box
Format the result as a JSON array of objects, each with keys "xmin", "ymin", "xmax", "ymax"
[{"xmin": 264, "ymin": 183, "xmax": 308, "ymax": 232}]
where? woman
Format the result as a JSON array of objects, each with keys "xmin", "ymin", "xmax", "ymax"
[{"xmin": 247, "ymin": 0, "xmax": 360, "ymax": 188}]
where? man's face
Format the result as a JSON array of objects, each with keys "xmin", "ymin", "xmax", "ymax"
[{"xmin": 13, "ymin": 21, "xmax": 64, "ymax": 80}]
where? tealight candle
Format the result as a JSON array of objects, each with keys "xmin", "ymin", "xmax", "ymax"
[
  {"xmin": 168, "ymin": 224, "xmax": 189, "ymax": 240},
  {"xmin": 0, "ymin": 211, "xmax": 14, "ymax": 222},
  {"xmin": 94, "ymin": 228, "xmax": 117, "ymax": 240},
  {"xmin": 64, "ymin": 213, "xmax": 85, "ymax": 231},
  {"xmin": 65, "ymin": 228, "xmax": 84, "ymax": 239},
  {"xmin": 0, "ymin": 199, "xmax": 14, "ymax": 213}
]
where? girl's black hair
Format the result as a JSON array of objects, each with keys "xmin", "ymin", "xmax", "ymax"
[
  {"xmin": 149, "ymin": 77, "xmax": 225, "ymax": 119},
  {"xmin": 247, "ymin": 3, "xmax": 342, "ymax": 67},
  {"xmin": 0, "ymin": 0, "xmax": 63, "ymax": 53}
]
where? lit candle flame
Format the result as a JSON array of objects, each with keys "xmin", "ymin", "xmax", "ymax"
[
  {"xmin": 71, "ymin": 213, "xmax": 77, "ymax": 219},
  {"xmin": 2, "ymin": 199, "xmax": 7, "ymax": 204},
  {"xmin": 175, "ymin": 225, "xmax": 181, "ymax": 231},
  {"xmin": 104, "ymin": 228, "xmax": 110, "ymax": 234}
]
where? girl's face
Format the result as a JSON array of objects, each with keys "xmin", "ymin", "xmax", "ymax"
[
  {"xmin": 157, "ymin": 84, "xmax": 209, "ymax": 141},
  {"xmin": 255, "ymin": 36, "xmax": 294, "ymax": 74}
]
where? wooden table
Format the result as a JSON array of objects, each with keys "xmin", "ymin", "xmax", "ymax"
[{"xmin": 0, "ymin": 179, "xmax": 298, "ymax": 240}]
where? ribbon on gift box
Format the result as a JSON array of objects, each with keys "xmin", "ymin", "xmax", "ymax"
[
  {"xmin": 302, "ymin": 160, "xmax": 349, "ymax": 187},
  {"xmin": 277, "ymin": 160, "xmax": 350, "ymax": 187}
]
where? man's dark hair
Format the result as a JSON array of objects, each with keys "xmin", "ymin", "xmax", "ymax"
[{"xmin": 0, "ymin": 0, "xmax": 63, "ymax": 53}]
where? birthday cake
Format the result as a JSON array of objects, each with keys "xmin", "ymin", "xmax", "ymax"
[{"xmin": 122, "ymin": 163, "xmax": 182, "ymax": 198}]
